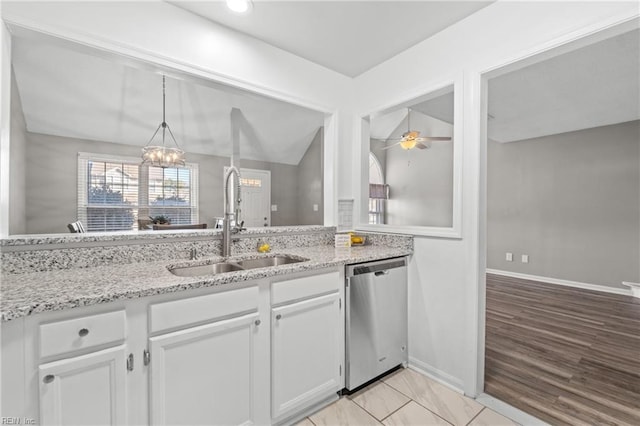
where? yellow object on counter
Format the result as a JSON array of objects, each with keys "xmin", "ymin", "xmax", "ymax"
[
  {"xmin": 350, "ymin": 233, "xmax": 365, "ymax": 245},
  {"xmin": 258, "ymin": 243, "xmax": 271, "ymax": 253}
]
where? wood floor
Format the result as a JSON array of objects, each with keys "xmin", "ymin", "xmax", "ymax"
[{"xmin": 485, "ymin": 273, "xmax": 640, "ymax": 426}]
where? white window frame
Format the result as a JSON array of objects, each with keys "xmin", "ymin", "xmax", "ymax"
[
  {"xmin": 77, "ymin": 152, "xmax": 199, "ymax": 232},
  {"xmin": 368, "ymin": 152, "xmax": 386, "ymax": 225}
]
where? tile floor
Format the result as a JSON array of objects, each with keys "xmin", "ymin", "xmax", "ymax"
[{"xmin": 299, "ymin": 368, "xmax": 519, "ymax": 426}]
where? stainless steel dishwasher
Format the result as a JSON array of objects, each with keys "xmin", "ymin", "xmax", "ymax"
[{"xmin": 345, "ymin": 257, "xmax": 408, "ymax": 391}]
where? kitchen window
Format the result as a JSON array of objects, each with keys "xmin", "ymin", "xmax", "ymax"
[{"xmin": 77, "ymin": 153, "xmax": 198, "ymax": 232}]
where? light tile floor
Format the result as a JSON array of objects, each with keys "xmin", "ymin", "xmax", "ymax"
[{"xmin": 301, "ymin": 368, "xmax": 519, "ymax": 426}]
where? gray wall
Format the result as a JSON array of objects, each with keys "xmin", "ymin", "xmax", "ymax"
[
  {"xmin": 383, "ymin": 114, "xmax": 453, "ymax": 227},
  {"xmin": 487, "ymin": 120, "xmax": 640, "ymax": 288},
  {"xmin": 241, "ymin": 158, "xmax": 298, "ymax": 226},
  {"xmin": 296, "ymin": 128, "xmax": 323, "ymax": 225},
  {"xmin": 9, "ymin": 70, "xmax": 26, "ymax": 235},
  {"xmin": 22, "ymin": 132, "xmax": 321, "ymax": 234}
]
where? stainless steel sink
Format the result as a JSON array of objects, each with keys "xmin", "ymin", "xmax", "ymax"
[
  {"xmin": 237, "ymin": 255, "xmax": 307, "ymax": 269},
  {"xmin": 169, "ymin": 262, "xmax": 243, "ymax": 277},
  {"xmin": 168, "ymin": 255, "xmax": 308, "ymax": 277}
]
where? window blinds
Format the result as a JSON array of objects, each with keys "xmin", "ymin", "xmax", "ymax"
[{"xmin": 77, "ymin": 153, "xmax": 198, "ymax": 232}]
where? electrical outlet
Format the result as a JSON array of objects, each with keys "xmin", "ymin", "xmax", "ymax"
[
  {"xmin": 313, "ymin": 204, "xmax": 318, "ymax": 211},
  {"xmin": 505, "ymin": 252, "xmax": 513, "ymax": 262},
  {"xmin": 271, "ymin": 204, "xmax": 278, "ymax": 212},
  {"xmin": 521, "ymin": 254, "xmax": 529, "ymax": 263}
]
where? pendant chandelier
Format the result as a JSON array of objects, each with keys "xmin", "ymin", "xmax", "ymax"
[{"xmin": 141, "ymin": 75, "xmax": 186, "ymax": 168}]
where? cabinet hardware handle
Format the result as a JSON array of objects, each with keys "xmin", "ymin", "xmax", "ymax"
[
  {"xmin": 78, "ymin": 328, "xmax": 89, "ymax": 337},
  {"xmin": 254, "ymin": 319, "xmax": 261, "ymax": 326},
  {"xmin": 143, "ymin": 349, "xmax": 151, "ymax": 366},
  {"xmin": 275, "ymin": 314, "xmax": 282, "ymax": 320},
  {"xmin": 127, "ymin": 353, "xmax": 134, "ymax": 371},
  {"xmin": 43, "ymin": 374, "xmax": 55, "ymax": 384}
]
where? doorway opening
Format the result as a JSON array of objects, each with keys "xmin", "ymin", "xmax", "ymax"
[{"xmin": 482, "ymin": 26, "xmax": 640, "ymax": 425}]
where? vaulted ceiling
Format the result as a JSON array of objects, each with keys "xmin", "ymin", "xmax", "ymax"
[{"xmin": 12, "ymin": 36, "xmax": 325, "ymax": 165}]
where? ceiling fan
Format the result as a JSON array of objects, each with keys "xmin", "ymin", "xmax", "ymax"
[{"xmin": 382, "ymin": 108, "xmax": 451, "ymax": 150}]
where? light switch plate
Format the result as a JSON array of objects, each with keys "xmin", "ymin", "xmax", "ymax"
[
  {"xmin": 271, "ymin": 205, "xmax": 278, "ymax": 212},
  {"xmin": 506, "ymin": 252, "xmax": 513, "ymax": 262},
  {"xmin": 521, "ymin": 254, "xmax": 529, "ymax": 263}
]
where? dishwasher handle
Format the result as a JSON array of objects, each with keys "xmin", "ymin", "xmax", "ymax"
[
  {"xmin": 374, "ymin": 270, "xmax": 389, "ymax": 276},
  {"xmin": 346, "ymin": 257, "xmax": 407, "ymax": 277}
]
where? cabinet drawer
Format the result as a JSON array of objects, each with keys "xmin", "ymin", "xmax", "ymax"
[
  {"xmin": 272, "ymin": 271, "xmax": 340, "ymax": 305},
  {"xmin": 39, "ymin": 310, "xmax": 126, "ymax": 359},
  {"xmin": 149, "ymin": 286, "xmax": 259, "ymax": 334}
]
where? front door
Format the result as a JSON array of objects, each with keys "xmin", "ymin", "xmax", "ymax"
[
  {"xmin": 225, "ymin": 168, "xmax": 271, "ymax": 227},
  {"xmin": 241, "ymin": 169, "xmax": 271, "ymax": 227}
]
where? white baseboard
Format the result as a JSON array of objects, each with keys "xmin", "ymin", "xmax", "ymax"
[
  {"xmin": 408, "ymin": 357, "xmax": 464, "ymax": 394},
  {"xmin": 476, "ymin": 393, "xmax": 550, "ymax": 426},
  {"xmin": 486, "ymin": 269, "xmax": 632, "ymax": 297},
  {"xmin": 622, "ymin": 281, "xmax": 640, "ymax": 298}
]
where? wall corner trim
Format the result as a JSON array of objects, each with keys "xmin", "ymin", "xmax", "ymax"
[
  {"xmin": 408, "ymin": 357, "xmax": 465, "ymax": 395},
  {"xmin": 486, "ymin": 269, "xmax": 633, "ymax": 297}
]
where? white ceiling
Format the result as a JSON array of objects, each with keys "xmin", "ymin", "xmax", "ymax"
[
  {"xmin": 370, "ymin": 90, "xmax": 453, "ymax": 141},
  {"xmin": 170, "ymin": 1, "xmax": 493, "ymax": 77},
  {"xmin": 488, "ymin": 28, "xmax": 640, "ymax": 143}
]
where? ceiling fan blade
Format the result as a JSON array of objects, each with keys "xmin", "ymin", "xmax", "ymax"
[
  {"xmin": 415, "ymin": 136, "xmax": 451, "ymax": 142},
  {"xmin": 415, "ymin": 142, "xmax": 431, "ymax": 150},
  {"xmin": 382, "ymin": 141, "xmax": 402, "ymax": 150}
]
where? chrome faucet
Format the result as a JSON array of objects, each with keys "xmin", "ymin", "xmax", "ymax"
[{"xmin": 222, "ymin": 166, "xmax": 244, "ymax": 257}]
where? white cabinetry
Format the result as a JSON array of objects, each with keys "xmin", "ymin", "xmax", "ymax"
[
  {"xmin": 39, "ymin": 345, "xmax": 128, "ymax": 426},
  {"xmin": 149, "ymin": 313, "xmax": 260, "ymax": 426},
  {"xmin": 147, "ymin": 285, "xmax": 263, "ymax": 426},
  {"xmin": 270, "ymin": 270, "xmax": 343, "ymax": 423},
  {"xmin": 36, "ymin": 309, "xmax": 128, "ymax": 425},
  {"xmin": 2, "ymin": 267, "xmax": 345, "ymax": 426}
]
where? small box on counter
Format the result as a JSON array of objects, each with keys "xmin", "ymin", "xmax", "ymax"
[{"xmin": 334, "ymin": 233, "xmax": 351, "ymax": 248}]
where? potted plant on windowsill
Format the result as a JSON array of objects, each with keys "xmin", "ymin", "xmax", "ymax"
[{"xmin": 151, "ymin": 215, "xmax": 171, "ymax": 225}]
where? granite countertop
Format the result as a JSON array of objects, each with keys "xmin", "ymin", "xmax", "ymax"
[{"xmin": 1, "ymin": 244, "xmax": 411, "ymax": 322}]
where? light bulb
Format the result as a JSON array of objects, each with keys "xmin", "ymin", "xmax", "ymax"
[
  {"xmin": 226, "ymin": 0, "xmax": 252, "ymax": 13},
  {"xmin": 400, "ymin": 140, "xmax": 417, "ymax": 150}
]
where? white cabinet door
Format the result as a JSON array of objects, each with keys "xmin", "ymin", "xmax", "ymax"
[
  {"xmin": 149, "ymin": 312, "xmax": 260, "ymax": 426},
  {"xmin": 271, "ymin": 292, "xmax": 342, "ymax": 420},
  {"xmin": 39, "ymin": 345, "xmax": 127, "ymax": 426}
]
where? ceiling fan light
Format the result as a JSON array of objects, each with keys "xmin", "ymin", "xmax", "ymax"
[
  {"xmin": 400, "ymin": 140, "xmax": 417, "ymax": 150},
  {"xmin": 227, "ymin": 0, "xmax": 253, "ymax": 13}
]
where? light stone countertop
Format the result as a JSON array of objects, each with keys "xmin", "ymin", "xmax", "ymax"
[{"xmin": 1, "ymin": 244, "xmax": 411, "ymax": 322}]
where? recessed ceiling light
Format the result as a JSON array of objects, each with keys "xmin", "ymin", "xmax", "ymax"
[{"xmin": 226, "ymin": 0, "xmax": 253, "ymax": 14}]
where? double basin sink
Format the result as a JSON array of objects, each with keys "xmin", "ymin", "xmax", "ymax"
[{"xmin": 169, "ymin": 255, "xmax": 307, "ymax": 277}]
